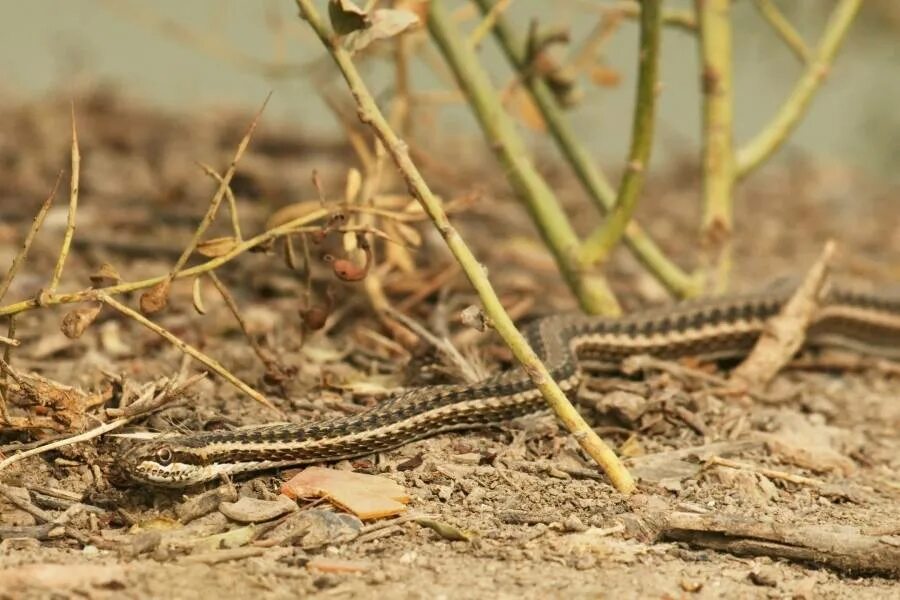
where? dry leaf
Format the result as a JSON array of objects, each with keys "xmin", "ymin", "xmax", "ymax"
[
  {"xmin": 328, "ymin": 0, "xmax": 369, "ymax": 36},
  {"xmin": 60, "ymin": 302, "xmax": 102, "ymax": 339},
  {"xmin": 140, "ymin": 280, "xmax": 170, "ymax": 315},
  {"xmin": 192, "ymin": 277, "xmax": 207, "ymax": 315},
  {"xmin": 196, "ymin": 236, "xmax": 239, "ymax": 258},
  {"xmin": 341, "ymin": 7, "xmax": 419, "ymax": 53},
  {"xmin": 589, "ymin": 64, "xmax": 622, "ymax": 87},
  {"xmin": 89, "ymin": 262, "xmax": 121, "ymax": 287},
  {"xmin": 281, "ymin": 467, "xmax": 410, "ymax": 519}
]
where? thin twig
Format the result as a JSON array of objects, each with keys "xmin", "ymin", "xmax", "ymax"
[
  {"xmin": 206, "ymin": 272, "xmax": 276, "ymax": 374},
  {"xmin": 154, "ymin": 94, "xmax": 271, "ymax": 309},
  {"xmin": 731, "ymin": 241, "xmax": 835, "ymax": 387},
  {"xmin": 47, "ymin": 110, "xmax": 80, "ymax": 295},
  {"xmin": 706, "ymin": 456, "xmax": 823, "ymax": 487},
  {"xmin": 295, "ymin": 0, "xmax": 635, "ymax": 493},
  {"xmin": 199, "ymin": 163, "xmax": 243, "ymax": 241},
  {"xmin": 736, "ymin": 0, "xmax": 862, "ymax": 179},
  {"xmin": 580, "ymin": 0, "xmax": 661, "ymax": 265},
  {"xmin": 384, "ymin": 306, "xmax": 480, "ymax": 384},
  {"xmin": 468, "ymin": 0, "xmax": 513, "ymax": 48},
  {"xmin": 752, "ymin": 0, "xmax": 811, "ymax": 64},
  {"xmin": 0, "ymin": 172, "xmax": 62, "ymax": 303},
  {"xmin": 0, "ymin": 418, "xmax": 128, "ymax": 474},
  {"xmin": 98, "ymin": 293, "xmax": 281, "ymax": 415},
  {"xmin": 0, "ymin": 208, "xmax": 330, "ymax": 318}
]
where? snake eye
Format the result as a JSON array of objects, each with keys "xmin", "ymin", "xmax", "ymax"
[{"xmin": 155, "ymin": 447, "xmax": 173, "ymax": 466}]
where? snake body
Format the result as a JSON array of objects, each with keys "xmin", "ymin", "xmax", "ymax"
[{"xmin": 123, "ymin": 286, "xmax": 900, "ymax": 487}]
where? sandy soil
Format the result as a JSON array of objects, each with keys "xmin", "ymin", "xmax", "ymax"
[{"xmin": 0, "ymin": 90, "xmax": 898, "ymax": 599}]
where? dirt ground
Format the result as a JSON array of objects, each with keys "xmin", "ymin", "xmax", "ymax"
[{"xmin": 0, "ymin": 89, "xmax": 898, "ymax": 599}]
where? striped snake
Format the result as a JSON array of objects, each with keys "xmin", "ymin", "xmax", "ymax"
[{"xmin": 122, "ymin": 285, "xmax": 900, "ymax": 487}]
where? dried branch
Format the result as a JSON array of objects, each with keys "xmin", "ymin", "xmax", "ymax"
[
  {"xmin": 730, "ymin": 241, "xmax": 835, "ymax": 387},
  {"xmin": 47, "ymin": 111, "xmax": 80, "ymax": 295},
  {"xmin": 99, "ymin": 293, "xmax": 281, "ymax": 415},
  {"xmin": 294, "ymin": 0, "xmax": 635, "ymax": 493},
  {"xmin": 0, "ymin": 208, "xmax": 330, "ymax": 318},
  {"xmin": 0, "ymin": 172, "xmax": 62, "ymax": 304},
  {"xmin": 145, "ymin": 94, "xmax": 271, "ymax": 314},
  {"xmin": 199, "ymin": 163, "xmax": 243, "ymax": 241}
]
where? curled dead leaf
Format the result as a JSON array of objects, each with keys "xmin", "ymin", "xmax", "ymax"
[
  {"xmin": 196, "ymin": 236, "xmax": 239, "ymax": 258},
  {"xmin": 192, "ymin": 277, "xmax": 206, "ymax": 315},
  {"xmin": 89, "ymin": 262, "xmax": 121, "ymax": 287},
  {"xmin": 343, "ymin": 8, "xmax": 419, "ymax": 53},
  {"xmin": 140, "ymin": 280, "xmax": 170, "ymax": 315},
  {"xmin": 60, "ymin": 302, "xmax": 102, "ymax": 339},
  {"xmin": 460, "ymin": 305, "xmax": 488, "ymax": 332},
  {"xmin": 328, "ymin": 0, "xmax": 369, "ymax": 36}
]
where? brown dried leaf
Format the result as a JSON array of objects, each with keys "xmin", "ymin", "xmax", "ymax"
[
  {"xmin": 589, "ymin": 64, "xmax": 622, "ymax": 88},
  {"xmin": 281, "ymin": 466, "xmax": 409, "ymax": 519},
  {"xmin": 196, "ymin": 236, "xmax": 239, "ymax": 258},
  {"xmin": 508, "ymin": 85, "xmax": 546, "ymax": 132},
  {"xmin": 328, "ymin": 0, "xmax": 369, "ymax": 36},
  {"xmin": 460, "ymin": 305, "xmax": 488, "ymax": 332},
  {"xmin": 343, "ymin": 8, "xmax": 419, "ymax": 53},
  {"xmin": 60, "ymin": 302, "xmax": 102, "ymax": 339},
  {"xmin": 140, "ymin": 280, "xmax": 170, "ymax": 315},
  {"xmin": 89, "ymin": 262, "xmax": 121, "ymax": 287},
  {"xmin": 192, "ymin": 277, "xmax": 207, "ymax": 315}
]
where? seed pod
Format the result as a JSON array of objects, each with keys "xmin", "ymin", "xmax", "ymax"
[{"xmin": 61, "ymin": 302, "xmax": 102, "ymax": 339}]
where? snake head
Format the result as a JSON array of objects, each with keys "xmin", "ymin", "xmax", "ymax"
[{"xmin": 120, "ymin": 440, "xmax": 216, "ymax": 487}]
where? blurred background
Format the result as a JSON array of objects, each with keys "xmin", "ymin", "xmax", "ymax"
[{"xmin": 2, "ymin": 0, "xmax": 898, "ymax": 181}]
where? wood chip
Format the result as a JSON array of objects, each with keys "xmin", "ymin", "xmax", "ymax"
[{"xmin": 281, "ymin": 467, "xmax": 409, "ymax": 519}]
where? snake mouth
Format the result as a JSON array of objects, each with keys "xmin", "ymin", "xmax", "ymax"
[{"xmin": 117, "ymin": 440, "xmax": 215, "ymax": 487}]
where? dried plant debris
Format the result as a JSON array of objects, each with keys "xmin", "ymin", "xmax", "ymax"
[
  {"xmin": 282, "ymin": 467, "xmax": 410, "ymax": 519},
  {"xmin": 0, "ymin": 87, "xmax": 898, "ymax": 598}
]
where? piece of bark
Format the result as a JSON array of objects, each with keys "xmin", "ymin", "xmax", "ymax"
[
  {"xmin": 731, "ymin": 241, "xmax": 835, "ymax": 387},
  {"xmin": 659, "ymin": 511, "xmax": 900, "ymax": 578}
]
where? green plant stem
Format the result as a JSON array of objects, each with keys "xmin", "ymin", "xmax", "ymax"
[
  {"xmin": 294, "ymin": 0, "xmax": 635, "ymax": 494},
  {"xmin": 426, "ymin": 0, "xmax": 620, "ymax": 315},
  {"xmin": 751, "ymin": 0, "xmax": 811, "ymax": 64},
  {"xmin": 614, "ymin": 1, "xmax": 698, "ymax": 32},
  {"xmin": 580, "ymin": 0, "xmax": 661, "ymax": 266},
  {"xmin": 736, "ymin": 0, "xmax": 862, "ymax": 179},
  {"xmin": 473, "ymin": 0, "xmax": 697, "ymax": 298},
  {"xmin": 695, "ymin": 0, "xmax": 735, "ymax": 293}
]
